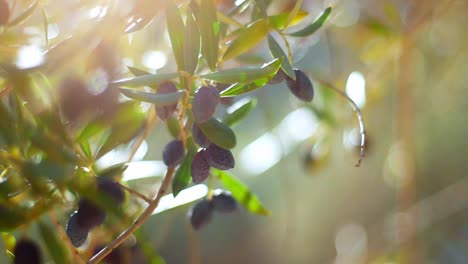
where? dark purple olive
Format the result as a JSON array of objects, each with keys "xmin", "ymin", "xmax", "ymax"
[
  {"xmin": 97, "ymin": 178, "xmax": 125, "ymax": 205},
  {"xmin": 13, "ymin": 239, "xmax": 42, "ymax": 264},
  {"xmin": 155, "ymin": 82, "xmax": 178, "ymax": 120},
  {"xmin": 188, "ymin": 199, "xmax": 213, "ymax": 230},
  {"xmin": 162, "ymin": 140, "xmax": 185, "ymax": 167},
  {"xmin": 205, "ymin": 144, "xmax": 235, "ymax": 170},
  {"xmin": 66, "ymin": 211, "xmax": 89, "ymax": 247},
  {"xmin": 212, "ymin": 190, "xmax": 237, "ymax": 213},
  {"xmin": 192, "ymin": 123, "xmax": 211, "ymax": 148},
  {"xmin": 285, "ymin": 69, "xmax": 314, "ymax": 102},
  {"xmin": 76, "ymin": 198, "xmax": 106, "ymax": 230},
  {"xmin": 192, "ymin": 86, "xmax": 220, "ymax": 123},
  {"xmin": 191, "ymin": 150, "xmax": 211, "ymax": 184}
]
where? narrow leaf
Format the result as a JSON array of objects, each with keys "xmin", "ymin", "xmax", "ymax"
[
  {"xmin": 197, "ymin": 118, "xmax": 236, "ymax": 149},
  {"xmin": 38, "ymin": 221, "xmax": 68, "ymax": 264},
  {"xmin": 97, "ymin": 162, "xmax": 128, "ymax": 179},
  {"xmin": 212, "ymin": 169, "xmax": 270, "ymax": 216},
  {"xmin": 119, "ymin": 88, "xmax": 184, "ymax": 105},
  {"xmin": 220, "ymin": 80, "xmax": 265, "ymax": 97},
  {"xmin": 7, "ymin": 0, "xmax": 39, "ymax": 27},
  {"xmin": 202, "ymin": 58, "xmax": 281, "ymax": 84},
  {"xmin": 196, "ymin": 0, "xmax": 220, "ymax": 71},
  {"xmin": 269, "ymin": 10, "xmax": 308, "ymax": 30},
  {"xmin": 80, "ymin": 140, "xmax": 92, "ymax": 160},
  {"xmin": 172, "ymin": 151, "xmax": 194, "ymax": 197},
  {"xmin": 268, "ymin": 35, "xmax": 295, "ymax": 79},
  {"xmin": 222, "ymin": 18, "xmax": 269, "ymax": 61},
  {"xmin": 127, "ymin": 66, "xmax": 151, "ymax": 76},
  {"xmin": 166, "ymin": 1, "xmax": 185, "ymax": 70},
  {"xmin": 97, "ymin": 103, "xmax": 146, "ymax": 158},
  {"xmin": 283, "ymin": 0, "xmax": 303, "ymax": 30},
  {"xmin": 223, "ymin": 98, "xmax": 257, "ymax": 127},
  {"xmin": 112, "ymin": 73, "xmax": 178, "ymax": 88},
  {"xmin": 184, "ymin": 9, "xmax": 201, "ymax": 74},
  {"xmin": 288, "ymin": 7, "xmax": 332, "ymax": 37}
]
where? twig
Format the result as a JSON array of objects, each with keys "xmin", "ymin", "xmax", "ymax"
[
  {"xmin": 317, "ymin": 79, "xmax": 366, "ymax": 167},
  {"xmin": 88, "ymin": 167, "xmax": 176, "ymax": 264},
  {"xmin": 118, "ymin": 182, "xmax": 152, "ymax": 204}
]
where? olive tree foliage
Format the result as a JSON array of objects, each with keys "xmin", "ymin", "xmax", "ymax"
[{"xmin": 0, "ymin": 0, "xmax": 364, "ymax": 263}]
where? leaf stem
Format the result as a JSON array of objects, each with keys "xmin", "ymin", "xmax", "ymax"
[
  {"xmin": 88, "ymin": 167, "xmax": 175, "ymax": 264},
  {"xmin": 317, "ymin": 79, "xmax": 366, "ymax": 167}
]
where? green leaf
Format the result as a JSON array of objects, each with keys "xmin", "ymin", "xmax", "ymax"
[
  {"xmin": 282, "ymin": 0, "xmax": 303, "ymax": 30},
  {"xmin": 97, "ymin": 103, "xmax": 146, "ymax": 158},
  {"xmin": 166, "ymin": 1, "xmax": 185, "ymax": 70},
  {"xmin": 184, "ymin": 9, "xmax": 201, "ymax": 74},
  {"xmin": 196, "ymin": 0, "xmax": 220, "ymax": 71},
  {"xmin": 202, "ymin": 58, "xmax": 281, "ymax": 84},
  {"xmin": 38, "ymin": 221, "xmax": 68, "ymax": 264},
  {"xmin": 288, "ymin": 7, "xmax": 332, "ymax": 37},
  {"xmin": 166, "ymin": 116, "xmax": 181, "ymax": 138},
  {"xmin": 223, "ymin": 98, "xmax": 257, "ymax": 127},
  {"xmin": 80, "ymin": 140, "xmax": 92, "ymax": 160},
  {"xmin": 127, "ymin": 66, "xmax": 151, "ymax": 76},
  {"xmin": 268, "ymin": 35, "xmax": 295, "ymax": 79},
  {"xmin": 97, "ymin": 162, "xmax": 128, "ymax": 179},
  {"xmin": 222, "ymin": 18, "xmax": 269, "ymax": 61},
  {"xmin": 119, "ymin": 88, "xmax": 184, "ymax": 105},
  {"xmin": 269, "ymin": 10, "xmax": 308, "ymax": 30},
  {"xmin": 197, "ymin": 118, "xmax": 236, "ymax": 149},
  {"xmin": 112, "ymin": 73, "xmax": 179, "ymax": 88},
  {"xmin": 172, "ymin": 151, "xmax": 194, "ymax": 197},
  {"xmin": 7, "ymin": 0, "xmax": 40, "ymax": 27},
  {"xmin": 220, "ymin": 80, "xmax": 266, "ymax": 97},
  {"xmin": 212, "ymin": 169, "xmax": 270, "ymax": 216}
]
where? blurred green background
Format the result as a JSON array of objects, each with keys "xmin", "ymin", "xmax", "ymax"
[{"xmin": 1, "ymin": 0, "xmax": 467, "ymax": 263}]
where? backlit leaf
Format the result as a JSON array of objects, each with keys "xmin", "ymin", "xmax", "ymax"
[
  {"xmin": 269, "ymin": 10, "xmax": 308, "ymax": 30},
  {"xmin": 119, "ymin": 88, "xmax": 184, "ymax": 105},
  {"xmin": 97, "ymin": 103, "xmax": 146, "ymax": 158},
  {"xmin": 202, "ymin": 58, "xmax": 281, "ymax": 84},
  {"xmin": 288, "ymin": 7, "xmax": 332, "ymax": 37},
  {"xmin": 112, "ymin": 73, "xmax": 178, "ymax": 88},
  {"xmin": 197, "ymin": 118, "xmax": 236, "ymax": 149},
  {"xmin": 172, "ymin": 151, "xmax": 194, "ymax": 197},
  {"xmin": 196, "ymin": 0, "xmax": 220, "ymax": 71},
  {"xmin": 166, "ymin": 1, "xmax": 185, "ymax": 70},
  {"xmin": 184, "ymin": 9, "xmax": 201, "ymax": 74},
  {"xmin": 223, "ymin": 98, "xmax": 257, "ymax": 127},
  {"xmin": 268, "ymin": 35, "xmax": 295, "ymax": 79},
  {"xmin": 212, "ymin": 169, "xmax": 270, "ymax": 216},
  {"xmin": 222, "ymin": 18, "xmax": 269, "ymax": 61}
]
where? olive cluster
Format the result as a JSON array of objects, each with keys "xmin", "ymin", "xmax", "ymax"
[
  {"xmin": 191, "ymin": 124, "xmax": 234, "ymax": 183},
  {"xmin": 13, "ymin": 239, "xmax": 42, "ymax": 264},
  {"xmin": 66, "ymin": 178, "xmax": 125, "ymax": 247},
  {"xmin": 188, "ymin": 190, "xmax": 237, "ymax": 230}
]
